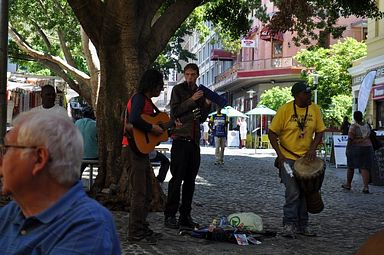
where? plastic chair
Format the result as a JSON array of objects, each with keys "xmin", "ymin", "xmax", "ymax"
[{"xmin": 260, "ymin": 134, "xmax": 271, "ymax": 148}]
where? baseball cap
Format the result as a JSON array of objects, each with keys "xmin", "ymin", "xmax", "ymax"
[{"xmin": 291, "ymin": 82, "xmax": 311, "ymax": 96}]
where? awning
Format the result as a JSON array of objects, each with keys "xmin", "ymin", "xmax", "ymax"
[
  {"xmin": 260, "ymin": 27, "xmax": 284, "ymax": 42},
  {"xmin": 210, "ymin": 49, "xmax": 236, "ymax": 61}
]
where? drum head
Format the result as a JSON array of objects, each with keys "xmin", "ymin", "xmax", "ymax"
[{"xmin": 294, "ymin": 157, "xmax": 324, "ymax": 178}]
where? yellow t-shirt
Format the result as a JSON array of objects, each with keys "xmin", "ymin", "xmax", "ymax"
[{"xmin": 269, "ymin": 101, "xmax": 326, "ymax": 160}]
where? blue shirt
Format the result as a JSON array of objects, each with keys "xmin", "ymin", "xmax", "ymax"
[
  {"xmin": 0, "ymin": 181, "xmax": 121, "ymax": 255},
  {"xmin": 210, "ymin": 114, "xmax": 228, "ymax": 137},
  {"xmin": 75, "ymin": 118, "xmax": 98, "ymax": 159}
]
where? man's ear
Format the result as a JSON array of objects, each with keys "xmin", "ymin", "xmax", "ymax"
[{"xmin": 32, "ymin": 147, "xmax": 50, "ymax": 176}]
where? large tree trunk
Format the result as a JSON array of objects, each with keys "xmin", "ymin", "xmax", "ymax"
[
  {"xmin": 66, "ymin": 0, "xmax": 204, "ymax": 211},
  {"xmin": 93, "ymin": 36, "xmax": 165, "ymax": 211}
]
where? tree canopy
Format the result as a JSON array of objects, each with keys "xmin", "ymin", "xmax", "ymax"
[
  {"xmin": 258, "ymin": 86, "xmax": 293, "ymax": 111},
  {"xmin": 294, "ymin": 37, "xmax": 367, "ymax": 109},
  {"xmin": 269, "ymin": 0, "xmax": 383, "ymax": 45}
]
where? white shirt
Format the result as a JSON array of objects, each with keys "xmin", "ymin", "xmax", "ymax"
[
  {"xmin": 240, "ymin": 120, "xmax": 247, "ymax": 134},
  {"xmin": 30, "ymin": 104, "xmax": 69, "ymax": 117}
]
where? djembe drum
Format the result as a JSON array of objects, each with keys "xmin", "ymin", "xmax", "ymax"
[{"xmin": 293, "ymin": 157, "xmax": 326, "ymax": 214}]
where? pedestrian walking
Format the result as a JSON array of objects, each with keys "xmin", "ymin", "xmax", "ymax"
[
  {"xmin": 268, "ymin": 81, "xmax": 326, "ymax": 238},
  {"xmin": 239, "ymin": 117, "xmax": 248, "ymax": 148},
  {"xmin": 209, "ymin": 106, "xmax": 229, "ymax": 165},
  {"xmin": 342, "ymin": 110, "xmax": 374, "ymax": 194},
  {"xmin": 164, "ymin": 63, "xmax": 211, "ymax": 230},
  {"xmin": 123, "ymin": 69, "xmax": 166, "ymax": 244},
  {"xmin": 340, "ymin": 116, "xmax": 351, "ymax": 135},
  {"xmin": 202, "ymin": 119, "xmax": 210, "ymax": 146}
]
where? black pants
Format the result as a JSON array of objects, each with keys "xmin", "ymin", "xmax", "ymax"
[
  {"xmin": 150, "ymin": 151, "xmax": 170, "ymax": 182},
  {"xmin": 165, "ymin": 140, "xmax": 200, "ymax": 218}
]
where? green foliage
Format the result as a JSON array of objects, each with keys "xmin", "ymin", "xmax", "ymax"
[
  {"xmin": 269, "ymin": 0, "xmax": 383, "ymax": 45},
  {"xmin": 322, "ymin": 94, "xmax": 352, "ymax": 128},
  {"xmin": 258, "ymin": 86, "xmax": 293, "ymax": 111},
  {"xmin": 204, "ymin": 0, "xmax": 267, "ymax": 39},
  {"xmin": 9, "ymin": 0, "xmax": 86, "ymax": 74},
  {"xmin": 294, "ymin": 38, "xmax": 367, "ymax": 109}
]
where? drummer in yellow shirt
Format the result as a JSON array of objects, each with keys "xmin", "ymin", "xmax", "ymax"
[{"xmin": 268, "ymin": 82, "xmax": 326, "ymax": 239}]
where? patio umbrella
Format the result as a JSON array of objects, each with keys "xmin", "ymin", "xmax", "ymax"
[
  {"xmin": 209, "ymin": 106, "xmax": 248, "ymax": 118},
  {"xmin": 245, "ymin": 105, "xmax": 276, "ymax": 141}
]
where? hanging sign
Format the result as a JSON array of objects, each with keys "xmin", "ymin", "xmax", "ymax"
[{"xmin": 241, "ymin": 39, "xmax": 256, "ymax": 48}]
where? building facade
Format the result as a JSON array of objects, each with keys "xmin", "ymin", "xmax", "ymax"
[
  {"xmin": 348, "ymin": 0, "xmax": 384, "ymax": 129},
  {"xmin": 178, "ymin": 0, "xmax": 366, "ymax": 132}
]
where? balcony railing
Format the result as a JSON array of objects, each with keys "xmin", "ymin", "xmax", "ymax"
[{"xmin": 214, "ymin": 57, "xmax": 301, "ymax": 84}]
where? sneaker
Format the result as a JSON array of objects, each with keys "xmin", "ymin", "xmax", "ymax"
[
  {"xmin": 128, "ymin": 234, "xmax": 158, "ymax": 245},
  {"xmin": 164, "ymin": 216, "xmax": 179, "ymax": 229},
  {"xmin": 178, "ymin": 215, "xmax": 197, "ymax": 229},
  {"xmin": 214, "ymin": 161, "xmax": 219, "ymax": 165},
  {"xmin": 281, "ymin": 224, "xmax": 296, "ymax": 239},
  {"xmin": 297, "ymin": 226, "xmax": 317, "ymax": 237}
]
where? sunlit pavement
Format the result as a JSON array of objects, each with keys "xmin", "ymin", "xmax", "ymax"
[{"xmin": 111, "ymin": 145, "xmax": 384, "ymax": 255}]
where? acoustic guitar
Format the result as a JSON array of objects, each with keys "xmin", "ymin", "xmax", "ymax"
[{"xmin": 128, "ymin": 109, "xmax": 201, "ymax": 154}]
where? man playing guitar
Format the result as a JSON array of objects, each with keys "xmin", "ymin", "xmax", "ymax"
[{"xmin": 124, "ymin": 69, "xmax": 166, "ymax": 245}]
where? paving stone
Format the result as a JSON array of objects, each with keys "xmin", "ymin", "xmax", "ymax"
[{"xmin": 114, "ymin": 146, "xmax": 384, "ymax": 254}]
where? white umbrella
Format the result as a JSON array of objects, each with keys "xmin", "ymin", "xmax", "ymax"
[
  {"xmin": 246, "ymin": 105, "xmax": 277, "ymax": 115},
  {"xmin": 209, "ymin": 106, "xmax": 248, "ymax": 118},
  {"xmin": 246, "ymin": 105, "xmax": 276, "ymax": 146}
]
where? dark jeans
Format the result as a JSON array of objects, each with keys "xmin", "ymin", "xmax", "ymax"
[
  {"xmin": 127, "ymin": 146, "xmax": 152, "ymax": 238},
  {"xmin": 150, "ymin": 151, "xmax": 170, "ymax": 182},
  {"xmin": 165, "ymin": 140, "xmax": 200, "ymax": 218}
]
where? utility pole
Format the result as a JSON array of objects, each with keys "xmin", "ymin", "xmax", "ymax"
[{"xmin": 0, "ymin": 0, "xmax": 9, "ymax": 143}]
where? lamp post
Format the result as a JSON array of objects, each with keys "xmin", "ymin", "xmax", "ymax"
[
  {"xmin": 311, "ymin": 72, "xmax": 320, "ymax": 104},
  {"xmin": 246, "ymin": 89, "xmax": 256, "ymax": 146}
]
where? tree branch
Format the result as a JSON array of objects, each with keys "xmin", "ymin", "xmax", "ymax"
[
  {"xmin": 9, "ymin": 26, "xmax": 90, "ymax": 86},
  {"xmin": 146, "ymin": 0, "xmax": 203, "ymax": 63},
  {"xmin": 66, "ymin": 0, "xmax": 104, "ymax": 48},
  {"xmin": 30, "ymin": 20, "xmax": 52, "ymax": 52},
  {"xmin": 57, "ymin": 30, "xmax": 77, "ymax": 67}
]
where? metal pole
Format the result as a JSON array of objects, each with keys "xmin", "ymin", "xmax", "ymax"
[
  {"xmin": 312, "ymin": 73, "xmax": 319, "ymax": 105},
  {"xmin": 0, "ymin": 0, "xmax": 9, "ymax": 143}
]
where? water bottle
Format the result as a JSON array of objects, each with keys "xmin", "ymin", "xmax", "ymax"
[{"xmin": 283, "ymin": 162, "xmax": 294, "ymax": 178}]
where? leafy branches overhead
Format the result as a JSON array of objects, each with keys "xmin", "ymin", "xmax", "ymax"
[
  {"xmin": 294, "ymin": 38, "xmax": 366, "ymax": 125},
  {"xmin": 269, "ymin": 0, "xmax": 383, "ymax": 45},
  {"xmin": 258, "ymin": 86, "xmax": 293, "ymax": 111},
  {"xmin": 204, "ymin": 0, "xmax": 267, "ymax": 38},
  {"xmin": 9, "ymin": 0, "xmax": 85, "ymax": 73}
]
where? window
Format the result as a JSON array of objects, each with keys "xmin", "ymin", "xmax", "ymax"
[{"xmin": 272, "ymin": 41, "xmax": 283, "ymax": 58}]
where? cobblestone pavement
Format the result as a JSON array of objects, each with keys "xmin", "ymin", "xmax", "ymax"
[{"xmin": 114, "ymin": 145, "xmax": 384, "ymax": 255}]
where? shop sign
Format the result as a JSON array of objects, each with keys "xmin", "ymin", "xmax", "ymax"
[
  {"xmin": 241, "ymin": 39, "xmax": 256, "ymax": 48},
  {"xmin": 373, "ymin": 84, "xmax": 384, "ymax": 100},
  {"xmin": 352, "ymin": 65, "xmax": 384, "ymax": 86}
]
